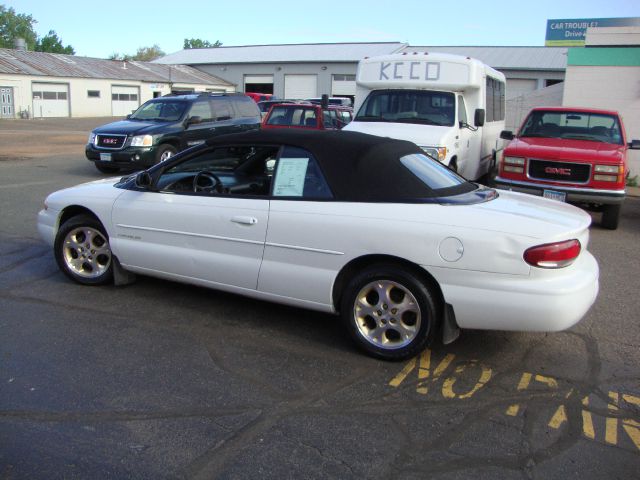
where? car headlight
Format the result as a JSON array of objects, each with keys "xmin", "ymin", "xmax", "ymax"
[
  {"xmin": 420, "ymin": 146, "xmax": 447, "ymax": 162},
  {"xmin": 130, "ymin": 134, "xmax": 154, "ymax": 147},
  {"xmin": 88, "ymin": 132, "xmax": 96, "ymax": 145}
]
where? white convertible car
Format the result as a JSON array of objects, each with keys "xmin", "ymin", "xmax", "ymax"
[{"xmin": 38, "ymin": 130, "xmax": 599, "ymax": 360}]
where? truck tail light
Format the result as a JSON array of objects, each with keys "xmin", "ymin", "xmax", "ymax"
[{"xmin": 524, "ymin": 239, "xmax": 581, "ymax": 268}]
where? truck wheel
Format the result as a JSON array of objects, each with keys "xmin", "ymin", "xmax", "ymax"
[
  {"xmin": 155, "ymin": 144, "xmax": 177, "ymax": 164},
  {"xmin": 340, "ymin": 264, "xmax": 439, "ymax": 361},
  {"xmin": 601, "ymin": 204, "xmax": 621, "ymax": 230}
]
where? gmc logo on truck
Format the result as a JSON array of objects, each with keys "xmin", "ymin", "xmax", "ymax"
[
  {"xmin": 545, "ymin": 167, "xmax": 572, "ymax": 176},
  {"xmin": 103, "ymin": 138, "xmax": 118, "ymax": 144},
  {"xmin": 379, "ymin": 61, "xmax": 440, "ymax": 81}
]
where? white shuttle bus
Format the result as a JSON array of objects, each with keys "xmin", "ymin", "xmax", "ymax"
[{"xmin": 344, "ymin": 52, "xmax": 506, "ymax": 180}]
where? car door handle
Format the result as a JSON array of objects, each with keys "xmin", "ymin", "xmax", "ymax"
[{"xmin": 231, "ymin": 216, "xmax": 258, "ymax": 225}]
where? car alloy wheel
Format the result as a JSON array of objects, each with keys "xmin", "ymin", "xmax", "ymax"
[
  {"xmin": 354, "ymin": 280, "xmax": 421, "ymax": 350},
  {"xmin": 62, "ymin": 227, "xmax": 111, "ymax": 279},
  {"xmin": 341, "ymin": 264, "xmax": 439, "ymax": 360},
  {"xmin": 54, "ymin": 215, "xmax": 114, "ymax": 286}
]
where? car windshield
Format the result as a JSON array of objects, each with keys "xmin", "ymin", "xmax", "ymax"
[
  {"xmin": 130, "ymin": 100, "xmax": 188, "ymax": 122},
  {"xmin": 520, "ymin": 111, "xmax": 623, "ymax": 145},
  {"xmin": 355, "ymin": 90, "xmax": 455, "ymax": 126}
]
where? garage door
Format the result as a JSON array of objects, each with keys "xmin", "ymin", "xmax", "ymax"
[
  {"xmin": 244, "ymin": 75, "xmax": 274, "ymax": 94},
  {"xmin": 112, "ymin": 85, "xmax": 140, "ymax": 116},
  {"xmin": 506, "ymin": 79, "xmax": 537, "ymax": 100},
  {"xmin": 32, "ymin": 83, "xmax": 69, "ymax": 117},
  {"xmin": 284, "ymin": 74, "xmax": 317, "ymax": 100},
  {"xmin": 331, "ymin": 74, "xmax": 356, "ymax": 97}
]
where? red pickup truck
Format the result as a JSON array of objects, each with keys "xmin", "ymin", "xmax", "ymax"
[{"xmin": 495, "ymin": 107, "xmax": 639, "ymax": 229}]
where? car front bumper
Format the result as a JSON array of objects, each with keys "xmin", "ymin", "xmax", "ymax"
[
  {"xmin": 494, "ymin": 176, "xmax": 625, "ymax": 205},
  {"xmin": 85, "ymin": 144, "xmax": 157, "ymax": 170}
]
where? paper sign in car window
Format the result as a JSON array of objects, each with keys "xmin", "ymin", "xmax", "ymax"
[{"xmin": 274, "ymin": 158, "xmax": 309, "ymax": 196}]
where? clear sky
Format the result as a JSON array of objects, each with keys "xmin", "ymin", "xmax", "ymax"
[{"xmin": 4, "ymin": 0, "xmax": 638, "ymax": 58}]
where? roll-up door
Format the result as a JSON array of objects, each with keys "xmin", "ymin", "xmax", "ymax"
[
  {"xmin": 331, "ymin": 74, "xmax": 356, "ymax": 97},
  {"xmin": 111, "ymin": 85, "xmax": 140, "ymax": 116},
  {"xmin": 284, "ymin": 74, "xmax": 317, "ymax": 100},
  {"xmin": 244, "ymin": 75, "xmax": 274, "ymax": 94},
  {"xmin": 32, "ymin": 83, "xmax": 69, "ymax": 117}
]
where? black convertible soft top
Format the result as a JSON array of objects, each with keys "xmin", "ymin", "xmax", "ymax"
[{"xmin": 204, "ymin": 129, "xmax": 477, "ymax": 202}]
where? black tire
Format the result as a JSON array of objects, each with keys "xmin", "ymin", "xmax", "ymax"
[
  {"xmin": 54, "ymin": 215, "xmax": 113, "ymax": 286},
  {"xmin": 340, "ymin": 264, "xmax": 440, "ymax": 361},
  {"xmin": 155, "ymin": 144, "xmax": 177, "ymax": 164},
  {"xmin": 95, "ymin": 163, "xmax": 119, "ymax": 174},
  {"xmin": 449, "ymin": 158, "xmax": 458, "ymax": 172},
  {"xmin": 601, "ymin": 204, "xmax": 621, "ymax": 230}
]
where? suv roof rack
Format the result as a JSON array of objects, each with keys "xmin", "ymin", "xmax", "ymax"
[{"xmin": 162, "ymin": 91, "xmax": 246, "ymax": 98}]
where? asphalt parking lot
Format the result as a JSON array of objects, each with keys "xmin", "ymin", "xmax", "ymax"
[{"xmin": 1, "ymin": 118, "xmax": 639, "ymax": 479}]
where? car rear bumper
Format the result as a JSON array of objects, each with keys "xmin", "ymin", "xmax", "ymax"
[
  {"xmin": 494, "ymin": 176, "xmax": 625, "ymax": 205},
  {"xmin": 427, "ymin": 251, "xmax": 599, "ymax": 332}
]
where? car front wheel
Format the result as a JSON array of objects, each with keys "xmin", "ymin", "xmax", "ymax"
[
  {"xmin": 341, "ymin": 264, "xmax": 439, "ymax": 360},
  {"xmin": 54, "ymin": 215, "xmax": 113, "ymax": 285}
]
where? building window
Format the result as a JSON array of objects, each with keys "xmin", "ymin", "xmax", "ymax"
[
  {"xmin": 88, "ymin": 90, "xmax": 100, "ymax": 98},
  {"xmin": 545, "ymin": 79, "xmax": 563, "ymax": 87}
]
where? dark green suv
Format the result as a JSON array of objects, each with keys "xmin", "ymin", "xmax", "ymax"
[{"xmin": 85, "ymin": 93, "xmax": 261, "ymax": 173}]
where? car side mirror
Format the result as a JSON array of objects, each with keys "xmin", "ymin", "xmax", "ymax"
[
  {"xmin": 628, "ymin": 139, "xmax": 640, "ymax": 150},
  {"xmin": 126, "ymin": 114, "xmax": 132, "ymax": 119},
  {"xmin": 185, "ymin": 115, "xmax": 202, "ymax": 127},
  {"xmin": 135, "ymin": 171, "xmax": 153, "ymax": 189},
  {"xmin": 500, "ymin": 130, "xmax": 515, "ymax": 141},
  {"xmin": 474, "ymin": 108, "xmax": 485, "ymax": 127}
]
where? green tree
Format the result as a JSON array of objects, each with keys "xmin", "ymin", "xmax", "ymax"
[
  {"xmin": 109, "ymin": 44, "xmax": 165, "ymax": 62},
  {"xmin": 35, "ymin": 30, "xmax": 74, "ymax": 54},
  {"xmin": 183, "ymin": 38, "xmax": 222, "ymax": 49},
  {"xmin": 0, "ymin": 5, "xmax": 38, "ymax": 50}
]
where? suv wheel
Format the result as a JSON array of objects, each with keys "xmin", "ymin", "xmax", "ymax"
[{"xmin": 155, "ymin": 144, "xmax": 177, "ymax": 164}]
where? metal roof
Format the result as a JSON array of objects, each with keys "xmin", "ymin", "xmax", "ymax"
[
  {"xmin": 0, "ymin": 48, "xmax": 234, "ymax": 85},
  {"xmin": 402, "ymin": 46, "xmax": 568, "ymax": 70},
  {"xmin": 154, "ymin": 42, "xmax": 408, "ymax": 65}
]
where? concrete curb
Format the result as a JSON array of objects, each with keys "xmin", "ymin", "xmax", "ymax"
[{"xmin": 627, "ymin": 186, "xmax": 640, "ymax": 198}]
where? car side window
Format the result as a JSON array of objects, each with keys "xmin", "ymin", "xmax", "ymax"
[
  {"xmin": 212, "ymin": 98, "xmax": 233, "ymax": 121},
  {"xmin": 156, "ymin": 145, "xmax": 278, "ymax": 196},
  {"xmin": 188, "ymin": 100, "xmax": 214, "ymax": 123},
  {"xmin": 272, "ymin": 146, "xmax": 332, "ymax": 199}
]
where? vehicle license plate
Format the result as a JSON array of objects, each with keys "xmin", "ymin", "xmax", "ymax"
[
  {"xmin": 543, "ymin": 189, "xmax": 566, "ymax": 202},
  {"xmin": 99, "ymin": 153, "xmax": 112, "ymax": 162}
]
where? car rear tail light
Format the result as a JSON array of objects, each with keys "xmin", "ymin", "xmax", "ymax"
[{"xmin": 524, "ymin": 239, "xmax": 581, "ymax": 268}]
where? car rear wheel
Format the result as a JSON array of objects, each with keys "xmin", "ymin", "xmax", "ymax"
[
  {"xmin": 601, "ymin": 204, "xmax": 621, "ymax": 230},
  {"xmin": 155, "ymin": 144, "xmax": 177, "ymax": 164},
  {"xmin": 341, "ymin": 264, "xmax": 439, "ymax": 360},
  {"xmin": 95, "ymin": 164, "xmax": 119, "ymax": 174},
  {"xmin": 54, "ymin": 215, "xmax": 113, "ymax": 285}
]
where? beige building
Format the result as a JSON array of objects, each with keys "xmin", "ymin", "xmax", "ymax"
[{"xmin": 0, "ymin": 48, "xmax": 234, "ymax": 119}]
